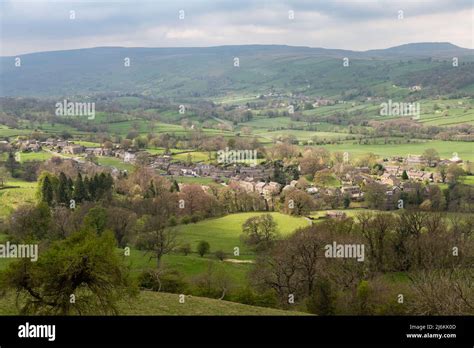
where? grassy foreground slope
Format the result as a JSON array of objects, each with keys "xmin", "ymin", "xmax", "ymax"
[{"xmin": 0, "ymin": 291, "xmax": 308, "ymax": 316}]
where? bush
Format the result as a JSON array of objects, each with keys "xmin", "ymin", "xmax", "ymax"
[
  {"xmin": 306, "ymin": 278, "xmax": 337, "ymax": 315},
  {"xmin": 233, "ymin": 287, "xmax": 278, "ymax": 308},
  {"xmin": 181, "ymin": 216, "xmax": 191, "ymax": 225},
  {"xmin": 138, "ymin": 269, "xmax": 187, "ymax": 293},
  {"xmin": 168, "ymin": 216, "xmax": 177, "ymax": 226},
  {"xmin": 179, "ymin": 243, "xmax": 192, "ymax": 256},
  {"xmin": 214, "ymin": 250, "xmax": 226, "ymax": 261},
  {"xmin": 197, "ymin": 240, "xmax": 210, "ymax": 257}
]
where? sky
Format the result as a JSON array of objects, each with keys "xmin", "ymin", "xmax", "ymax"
[{"xmin": 0, "ymin": 0, "xmax": 473, "ymax": 56}]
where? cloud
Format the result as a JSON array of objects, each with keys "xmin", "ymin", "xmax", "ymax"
[{"xmin": 0, "ymin": 0, "xmax": 472, "ymax": 55}]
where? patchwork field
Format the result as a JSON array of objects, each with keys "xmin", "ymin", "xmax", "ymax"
[
  {"xmin": 0, "ymin": 179, "xmax": 37, "ymax": 219},
  {"xmin": 319, "ymin": 140, "xmax": 474, "ymax": 162}
]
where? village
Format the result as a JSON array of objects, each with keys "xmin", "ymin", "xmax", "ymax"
[{"xmin": 2, "ymin": 136, "xmax": 466, "ymax": 214}]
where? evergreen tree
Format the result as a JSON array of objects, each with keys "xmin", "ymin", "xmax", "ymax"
[
  {"xmin": 402, "ymin": 170, "xmax": 409, "ymax": 180},
  {"xmin": 170, "ymin": 180, "xmax": 180, "ymax": 192},
  {"xmin": 67, "ymin": 177, "xmax": 74, "ymax": 196},
  {"xmin": 41, "ymin": 175, "xmax": 54, "ymax": 206},
  {"xmin": 73, "ymin": 173, "xmax": 87, "ymax": 203},
  {"xmin": 89, "ymin": 174, "xmax": 100, "ymax": 201},
  {"xmin": 84, "ymin": 176, "xmax": 94, "ymax": 200},
  {"xmin": 57, "ymin": 172, "xmax": 70, "ymax": 205}
]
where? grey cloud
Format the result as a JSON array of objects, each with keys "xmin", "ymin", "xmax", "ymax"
[{"xmin": 0, "ymin": 0, "xmax": 472, "ymax": 55}]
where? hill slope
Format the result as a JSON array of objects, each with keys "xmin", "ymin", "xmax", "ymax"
[
  {"xmin": 1, "ymin": 43, "xmax": 473, "ymax": 98},
  {"xmin": 0, "ymin": 291, "xmax": 309, "ymax": 316}
]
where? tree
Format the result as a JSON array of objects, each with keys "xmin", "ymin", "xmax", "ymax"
[
  {"xmin": 83, "ymin": 207, "xmax": 108, "ymax": 235},
  {"xmin": 137, "ymin": 215, "xmax": 178, "ymax": 268},
  {"xmin": 73, "ymin": 173, "xmax": 87, "ymax": 203},
  {"xmin": 193, "ymin": 262, "xmax": 233, "ymax": 299},
  {"xmin": 402, "ymin": 170, "xmax": 409, "ymax": 180},
  {"xmin": 179, "ymin": 243, "xmax": 192, "ymax": 256},
  {"xmin": 343, "ymin": 195, "xmax": 351, "ymax": 209},
  {"xmin": 298, "ymin": 148, "xmax": 330, "ymax": 176},
  {"xmin": 106, "ymin": 207, "xmax": 137, "ymax": 248},
  {"xmin": 8, "ymin": 203, "xmax": 52, "ymax": 240},
  {"xmin": 356, "ymin": 280, "xmax": 372, "ymax": 315},
  {"xmin": 438, "ymin": 164, "xmax": 447, "ymax": 183},
  {"xmin": 57, "ymin": 172, "xmax": 70, "ymax": 205},
  {"xmin": 0, "ymin": 166, "xmax": 11, "ymax": 187},
  {"xmin": 50, "ymin": 206, "xmax": 73, "ymax": 239},
  {"xmin": 5, "ymin": 151, "xmax": 20, "ymax": 176},
  {"xmin": 144, "ymin": 180, "xmax": 157, "ymax": 198},
  {"xmin": 313, "ymin": 170, "xmax": 335, "ymax": 187},
  {"xmin": 170, "ymin": 180, "xmax": 180, "ymax": 193},
  {"xmin": 422, "ymin": 148, "xmax": 440, "ymax": 167},
  {"xmin": 364, "ymin": 183, "xmax": 387, "ymax": 209},
  {"xmin": 446, "ymin": 164, "xmax": 465, "ymax": 184},
  {"xmin": 179, "ymin": 184, "xmax": 216, "ymax": 217},
  {"xmin": 306, "ymin": 278, "xmax": 336, "ymax": 315},
  {"xmin": 41, "ymin": 175, "xmax": 54, "ymax": 206},
  {"xmin": 214, "ymin": 250, "xmax": 226, "ymax": 261},
  {"xmin": 241, "ymin": 214, "xmax": 280, "ymax": 251},
  {"xmin": 0, "ymin": 229, "xmax": 136, "ymax": 315},
  {"xmin": 357, "ymin": 212, "xmax": 394, "ymax": 273},
  {"xmin": 197, "ymin": 240, "xmax": 210, "ymax": 257},
  {"xmin": 283, "ymin": 189, "xmax": 314, "ymax": 215},
  {"xmin": 408, "ymin": 268, "xmax": 474, "ymax": 315}
]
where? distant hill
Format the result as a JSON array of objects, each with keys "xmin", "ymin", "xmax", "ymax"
[
  {"xmin": 365, "ymin": 42, "xmax": 473, "ymax": 57},
  {"xmin": 1, "ymin": 43, "xmax": 473, "ymax": 98}
]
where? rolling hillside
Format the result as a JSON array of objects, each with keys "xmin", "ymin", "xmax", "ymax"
[
  {"xmin": 1, "ymin": 43, "xmax": 473, "ymax": 98},
  {"xmin": 0, "ymin": 291, "xmax": 309, "ymax": 316}
]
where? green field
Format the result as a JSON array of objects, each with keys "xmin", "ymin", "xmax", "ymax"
[
  {"xmin": 173, "ymin": 151, "xmax": 211, "ymax": 163},
  {"xmin": 257, "ymin": 129, "xmax": 357, "ymax": 143},
  {"xmin": 319, "ymin": 140, "xmax": 474, "ymax": 162},
  {"xmin": 17, "ymin": 151, "xmax": 53, "ymax": 163},
  {"xmin": 174, "ymin": 212, "xmax": 309, "ymax": 259},
  {"xmin": 0, "ymin": 179, "xmax": 37, "ymax": 219},
  {"xmin": 74, "ymin": 140, "xmax": 102, "ymax": 147},
  {"xmin": 173, "ymin": 176, "xmax": 217, "ymax": 185},
  {"xmin": 122, "ymin": 212, "xmax": 309, "ymax": 290},
  {"xmin": 97, "ymin": 156, "xmax": 134, "ymax": 171}
]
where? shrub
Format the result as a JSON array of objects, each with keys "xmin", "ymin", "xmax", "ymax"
[
  {"xmin": 214, "ymin": 250, "xmax": 226, "ymax": 261},
  {"xmin": 233, "ymin": 287, "xmax": 278, "ymax": 308},
  {"xmin": 179, "ymin": 243, "xmax": 192, "ymax": 256},
  {"xmin": 306, "ymin": 278, "xmax": 337, "ymax": 315},
  {"xmin": 138, "ymin": 269, "xmax": 187, "ymax": 293},
  {"xmin": 197, "ymin": 241, "xmax": 210, "ymax": 257}
]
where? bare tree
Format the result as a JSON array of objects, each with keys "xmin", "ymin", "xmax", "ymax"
[
  {"xmin": 408, "ymin": 268, "xmax": 474, "ymax": 315},
  {"xmin": 137, "ymin": 215, "xmax": 178, "ymax": 269}
]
